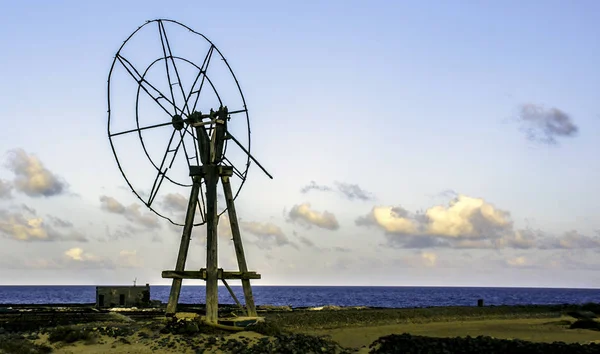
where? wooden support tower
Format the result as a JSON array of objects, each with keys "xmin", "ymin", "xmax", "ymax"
[{"xmin": 162, "ymin": 107, "xmax": 259, "ymax": 323}]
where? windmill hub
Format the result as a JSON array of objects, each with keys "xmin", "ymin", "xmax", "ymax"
[{"xmin": 171, "ymin": 114, "xmax": 184, "ymax": 130}]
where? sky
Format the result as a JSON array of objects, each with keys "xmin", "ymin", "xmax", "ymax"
[{"xmin": 0, "ymin": 1, "xmax": 599, "ymax": 288}]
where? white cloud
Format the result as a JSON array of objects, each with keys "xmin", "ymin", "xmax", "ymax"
[
  {"xmin": 425, "ymin": 195, "xmax": 511, "ymax": 237},
  {"xmin": 218, "ymin": 214, "xmax": 233, "ymax": 240},
  {"xmin": 100, "ymin": 195, "xmax": 160, "ymax": 229},
  {"xmin": 9, "ymin": 248, "xmax": 143, "ymax": 270},
  {"xmin": 494, "ymin": 229, "xmax": 537, "ymax": 249},
  {"xmin": 241, "ymin": 220, "xmax": 296, "ymax": 249},
  {"xmin": 402, "ymin": 252, "xmax": 438, "ymax": 267},
  {"xmin": 288, "ymin": 203, "xmax": 339, "ymax": 230},
  {"xmin": 5, "ymin": 149, "xmax": 67, "ymax": 197},
  {"xmin": 357, "ymin": 206, "xmax": 419, "ymax": 234},
  {"xmin": 299, "ymin": 181, "xmax": 375, "ymax": 201},
  {"xmin": 359, "ymin": 195, "xmax": 511, "ymax": 238},
  {"xmin": 117, "ymin": 250, "xmax": 144, "ymax": 268},
  {"xmin": 357, "ymin": 194, "xmax": 598, "ymax": 250},
  {"xmin": 421, "ymin": 252, "xmax": 437, "ymax": 267},
  {"xmin": 0, "ymin": 209, "xmax": 86, "ymax": 242},
  {"xmin": 506, "ymin": 256, "xmax": 528, "ymax": 267},
  {"xmin": 100, "ymin": 195, "xmax": 126, "ymax": 213},
  {"xmin": 539, "ymin": 230, "xmax": 600, "ymax": 249},
  {"xmin": 162, "ymin": 193, "xmax": 188, "ymax": 213},
  {"xmin": 65, "ymin": 247, "xmax": 101, "ymax": 262},
  {"xmin": 0, "ymin": 179, "xmax": 12, "ymax": 199}
]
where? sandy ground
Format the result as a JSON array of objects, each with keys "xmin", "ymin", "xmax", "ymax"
[
  {"xmin": 33, "ymin": 331, "xmax": 267, "ymax": 354},
  {"xmin": 21, "ymin": 314, "xmax": 600, "ymax": 353}
]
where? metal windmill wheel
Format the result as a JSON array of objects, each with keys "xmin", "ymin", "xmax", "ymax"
[{"xmin": 107, "ymin": 19, "xmax": 272, "ymax": 325}]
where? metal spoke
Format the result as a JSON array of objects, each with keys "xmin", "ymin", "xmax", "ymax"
[
  {"xmin": 158, "ymin": 20, "xmax": 190, "ymax": 116},
  {"xmin": 198, "ymin": 71, "xmax": 223, "ymax": 111},
  {"xmin": 181, "ymin": 45, "xmax": 214, "ymax": 115},
  {"xmin": 157, "ymin": 21, "xmax": 177, "ymax": 115},
  {"xmin": 192, "ymin": 47, "xmax": 215, "ymax": 114},
  {"xmin": 110, "ymin": 120, "xmax": 174, "ymax": 137},
  {"xmin": 148, "ymin": 168, "xmax": 167, "ymax": 206},
  {"xmin": 197, "ymin": 184, "xmax": 206, "ymax": 223},
  {"xmin": 116, "ymin": 54, "xmax": 180, "ymax": 116},
  {"xmin": 177, "ymin": 127, "xmax": 193, "ymax": 169},
  {"xmin": 147, "ymin": 129, "xmax": 178, "ymax": 206},
  {"xmin": 227, "ymin": 131, "xmax": 273, "ymax": 179},
  {"xmin": 189, "ymin": 125, "xmax": 201, "ymax": 166},
  {"xmin": 147, "ymin": 123, "xmax": 190, "ymax": 206},
  {"xmin": 169, "ymin": 124, "xmax": 193, "ymax": 169},
  {"xmin": 177, "ymin": 45, "xmax": 214, "ymax": 112},
  {"xmin": 228, "ymin": 109, "xmax": 247, "ymax": 116}
]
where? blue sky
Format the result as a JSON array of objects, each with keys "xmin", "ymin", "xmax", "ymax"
[{"xmin": 0, "ymin": 1, "xmax": 599, "ymax": 288}]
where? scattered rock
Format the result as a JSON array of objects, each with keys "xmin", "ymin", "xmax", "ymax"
[
  {"xmin": 568, "ymin": 311, "xmax": 598, "ymax": 320},
  {"xmin": 183, "ymin": 321, "xmax": 200, "ymax": 335},
  {"xmin": 47, "ymin": 325, "xmax": 94, "ymax": 343},
  {"xmin": 308, "ymin": 305, "xmax": 343, "ymax": 311},
  {"xmin": 107, "ymin": 312, "xmax": 135, "ymax": 322},
  {"xmin": 202, "ymin": 333, "xmax": 347, "ymax": 354},
  {"xmin": 368, "ymin": 333, "xmax": 600, "ymax": 354},
  {"xmin": 94, "ymin": 325, "xmax": 135, "ymax": 338},
  {"xmin": 0, "ymin": 333, "xmax": 52, "ymax": 354},
  {"xmin": 570, "ymin": 319, "xmax": 600, "ymax": 331},
  {"xmin": 581, "ymin": 303, "xmax": 600, "ymax": 315},
  {"xmin": 257, "ymin": 305, "xmax": 293, "ymax": 312},
  {"xmin": 118, "ymin": 337, "xmax": 132, "ymax": 345},
  {"xmin": 246, "ymin": 320, "xmax": 283, "ymax": 336}
]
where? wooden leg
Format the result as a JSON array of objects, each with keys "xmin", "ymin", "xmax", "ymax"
[
  {"xmin": 205, "ymin": 166, "xmax": 219, "ymax": 323},
  {"xmin": 221, "ymin": 175, "xmax": 257, "ymax": 317},
  {"xmin": 222, "ymin": 279, "xmax": 245, "ymax": 314},
  {"xmin": 166, "ymin": 175, "xmax": 201, "ymax": 316}
]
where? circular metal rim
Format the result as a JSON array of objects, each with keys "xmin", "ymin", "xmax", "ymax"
[{"xmin": 107, "ymin": 18, "xmax": 252, "ymax": 227}]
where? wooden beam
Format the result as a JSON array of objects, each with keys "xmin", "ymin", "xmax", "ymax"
[
  {"xmin": 203, "ymin": 164, "xmax": 219, "ymax": 324},
  {"xmin": 165, "ymin": 176, "xmax": 201, "ymax": 316},
  {"xmin": 222, "ymin": 175, "xmax": 258, "ymax": 317},
  {"xmin": 189, "ymin": 165, "xmax": 233, "ymax": 177},
  {"xmin": 222, "ymin": 279, "xmax": 246, "ymax": 314},
  {"xmin": 161, "ymin": 270, "xmax": 261, "ymax": 280}
]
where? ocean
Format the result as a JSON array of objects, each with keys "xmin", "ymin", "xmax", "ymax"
[{"xmin": 1, "ymin": 286, "xmax": 600, "ymax": 308}]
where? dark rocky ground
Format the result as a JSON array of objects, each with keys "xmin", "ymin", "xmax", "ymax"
[
  {"xmin": 0, "ymin": 302, "xmax": 598, "ymax": 353},
  {"xmin": 369, "ymin": 333, "xmax": 600, "ymax": 354}
]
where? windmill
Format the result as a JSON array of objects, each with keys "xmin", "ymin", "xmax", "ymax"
[{"xmin": 107, "ymin": 19, "xmax": 272, "ymax": 324}]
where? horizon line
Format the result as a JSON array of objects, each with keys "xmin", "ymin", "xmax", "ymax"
[{"xmin": 0, "ymin": 284, "xmax": 598, "ymax": 290}]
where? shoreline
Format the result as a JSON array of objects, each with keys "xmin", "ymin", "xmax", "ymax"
[
  {"xmin": 2, "ymin": 284, "xmax": 600, "ymax": 289},
  {"xmin": 0, "ymin": 300, "xmax": 600, "ymax": 310}
]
